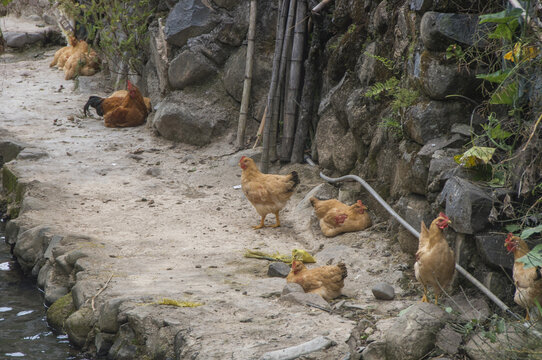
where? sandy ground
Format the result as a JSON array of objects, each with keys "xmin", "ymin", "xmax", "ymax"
[{"xmin": 0, "ymin": 17, "xmax": 419, "ymax": 359}]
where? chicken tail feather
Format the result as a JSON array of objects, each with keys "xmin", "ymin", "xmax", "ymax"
[
  {"xmin": 84, "ymin": 96, "xmax": 104, "ymax": 116},
  {"xmin": 337, "ymin": 262, "xmax": 347, "ymax": 279},
  {"xmin": 289, "ymin": 171, "xmax": 300, "ymax": 189}
]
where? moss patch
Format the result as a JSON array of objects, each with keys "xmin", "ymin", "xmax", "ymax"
[{"xmin": 46, "ymin": 292, "xmax": 76, "ymax": 332}]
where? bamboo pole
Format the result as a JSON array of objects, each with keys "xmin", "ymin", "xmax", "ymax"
[
  {"xmin": 252, "ymin": 105, "xmax": 267, "ymax": 149},
  {"xmin": 236, "ymin": 0, "xmax": 258, "ymax": 149},
  {"xmin": 291, "ymin": 1, "xmax": 321, "ymax": 163},
  {"xmin": 262, "ymin": 0, "xmax": 289, "ymax": 173},
  {"xmin": 271, "ymin": 0, "xmax": 297, "ymax": 162},
  {"xmin": 281, "ymin": 0, "xmax": 306, "ymax": 161},
  {"xmin": 311, "ymin": 0, "xmax": 333, "ymax": 14}
]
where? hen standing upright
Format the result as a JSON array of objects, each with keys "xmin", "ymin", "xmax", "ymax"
[
  {"xmin": 505, "ymin": 233, "xmax": 542, "ymax": 320},
  {"xmin": 239, "ymin": 156, "xmax": 299, "ymax": 229},
  {"xmin": 414, "ymin": 212, "xmax": 455, "ymax": 305}
]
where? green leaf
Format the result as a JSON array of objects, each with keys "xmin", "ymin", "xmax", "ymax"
[
  {"xmin": 496, "ymin": 318, "xmax": 506, "ymax": 333},
  {"xmin": 488, "ymin": 20, "xmax": 519, "ymax": 42},
  {"xmin": 516, "ymin": 244, "xmax": 542, "ymax": 269},
  {"xmin": 489, "ymin": 82, "xmax": 518, "ymax": 105},
  {"xmin": 479, "ymin": 9, "xmax": 523, "ymax": 24},
  {"xmin": 454, "ymin": 146, "xmax": 496, "ymax": 168},
  {"xmin": 445, "ymin": 307, "xmax": 453, "ymax": 314},
  {"xmin": 476, "ymin": 69, "xmax": 511, "ymax": 84},
  {"xmin": 488, "ymin": 123, "xmax": 513, "ymax": 140},
  {"xmin": 520, "ymin": 224, "xmax": 542, "ymax": 239},
  {"xmin": 505, "ymin": 224, "xmax": 521, "ymax": 233}
]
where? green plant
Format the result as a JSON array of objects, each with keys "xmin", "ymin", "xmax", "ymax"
[
  {"xmin": 445, "ymin": 44, "xmax": 465, "ymax": 61},
  {"xmin": 54, "ymin": 0, "xmax": 154, "ymax": 75}
]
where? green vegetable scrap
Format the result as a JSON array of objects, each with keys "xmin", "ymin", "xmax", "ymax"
[{"xmin": 244, "ymin": 249, "xmax": 316, "ymax": 264}]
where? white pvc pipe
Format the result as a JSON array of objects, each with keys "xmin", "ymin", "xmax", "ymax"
[{"xmin": 304, "ymin": 156, "xmax": 523, "ymax": 321}]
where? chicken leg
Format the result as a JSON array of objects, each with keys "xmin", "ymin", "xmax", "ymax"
[
  {"xmin": 421, "ymin": 286, "xmax": 429, "ymax": 303},
  {"xmin": 253, "ymin": 215, "xmax": 266, "ymax": 229},
  {"xmin": 270, "ymin": 212, "xmax": 281, "ymax": 228}
]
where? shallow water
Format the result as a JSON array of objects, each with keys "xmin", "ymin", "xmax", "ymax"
[{"xmin": 0, "ymin": 234, "xmax": 89, "ymax": 359}]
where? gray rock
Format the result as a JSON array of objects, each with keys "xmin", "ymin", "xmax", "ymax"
[
  {"xmin": 282, "ymin": 283, "xmax": 304, "ymax": 295},
  {"xmin": 98, "ymin": 297, "xmax": 127, "ymax": 333},
  {"xmin": 410, "ymin": 0, "xmax": 432, "ymax": 12},
  {"xmin": 394, "ymin": 195, "xmax": 433, "ymax": 255},
  {"xmin": 152, "ymin": 89, "xmax": 233, "ymax": 146},
  {"xmin": 213, "ymin": 0, "xmax": 241, "ymax": 10},
  {"xmin": 43, "ymin": 266, "xmax": 70, "ymax": 305},
  {"xmin": 420, "ymin": 12, "xmax": 488, "ymax": 51},
  {"xmin": 372, "ymin": 0, "xmax": 389, "ymax": 34},
  {"xmin": 280, "ymin": 292, "xmax": 331, "ymax": 310},
  {"xmin": 483, "ymin": 271, "xmax": 512, "ymax": 303},
  {"xmin": 464, "ymin": 328, "xmax": 542, "ymax": 360},
  {"xmin": 268, "ymin": 262, "xmax": 290, "ymax": 278},
  {"xmin": 418, "ymin": 134, "xmax": 465, "ymax": 161},
  {"xmin": 17, "ymin": 147, "xmax": 48, "ymax": 160},
  {"xmin": 188, "ymin": 33, "xmax": 230, "ymax": 65},
  {"xmin": 108, "ymin": 324, "xmax": 139, "ymax": 360},
  {"xmin": 4, "ymin": 31, "xmax": 45, "ymax": 48},
  {"xmin": 404, "ymin": 100, "xmax": 472, "ymax": 145},
  {"xmin": 435, "ymin": 324, "xmax": 462, "ymax": 355},
  {"xmin": 314, "ymin": 112, "xmax": 347, "ymax": 171},
  {"xmin": 95, "ymin": 332, "xmax": 116, "ymax": 356},
  {"xmin": 65, "ymin": 307, "xmax": 95, "ymax": 348},
  {"xmin": 333, "ymin": 130, "xmax": 358, "ymax": 174},
  {"xmin": 443, "ymin": 294, "xmax": 490, "ymax": 323},
  {"xmin": 356, "ymin": 42, "xmax": 377, "ymax": 86},
  {"xmin": 164, "ymin": 0, "xmax": 218, "ymax": 47},
  {"xmin": 438, "ymin": 177, "xmax": 493, "ymax": 234},
  {"xmin": 0, "ymin": 139, "xmax": 26, "ymax": 165},
  {"xmin": 371, "ymin": 282, "xmax": 395, "ymax": 300},
  {"xmin": 168, "ymin": 49, "xmax": 217, "ymax": 90},
  {"xmin": 222, "ymin": 46, "xmax": 248, "ymax": 102},
  {"xmin": 148, "ymin": 22, "xmax": 170, "ymax": 95},
  {"xmin": 71, "ymin": 279, "xmax": 100, "ymax": 309},
  {"xmin": 420, "ymin": 51, "xmax": 480, "ymax": 100},
  {"xmin": 391, "ymin": 140, "xmax": 426, "ymax": 196},
  {"xmin": 475, "ymin": 233, "xmax": 514, "ymax": 270},
  {"xmin": 216, "ymin": 6, "xmax": 248, "ymax": 47},
  {"xmin": 385, "ymin": 303, "xmax": 449, "ymax": 359},
  {"xmin": 13, "ymin": 225, "xmax": 52, "ymax": 274}
]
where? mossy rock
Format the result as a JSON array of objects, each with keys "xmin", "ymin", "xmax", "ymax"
[
  {"xmin": 65, "ymin": 306, "xmax": 96, "ymax": 348},
  {"xmin": 2, "ymin": 165, "xmax": 25, "ymax": 218},
  {"xmin": 46, "ymin": 292, "xmax": 76, "ymax": 332}
]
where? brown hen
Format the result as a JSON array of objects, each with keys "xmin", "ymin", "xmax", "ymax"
[
  {"xmin": 310, "ymin": 197, "xmax": 372, "ymax": 237},
  {"xmin": 414, "ymin": 212, "xmax": 455, "ymax": 305},
  {"xmin": 505, "ymin": 233, "xmax": 542, "ymax": 320},
  {"xmin": 286, "ymin": 260, "xmax": 347, "ymax": 301},
  {"xmin": 239, "ymin": 156, "xmax": 299, "ymax": 229}
]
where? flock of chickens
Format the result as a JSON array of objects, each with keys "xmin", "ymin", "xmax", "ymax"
[
  {"xmin": 48, "ymin": 39, "xmax": 541, "ymax": 320},
  {"xmin": 51, "ymin": 39, "xmax": 152, "ymax": 128},
  {"xmin": 239, "ymin": 156, "xmax": 542, "ymax": 320}
]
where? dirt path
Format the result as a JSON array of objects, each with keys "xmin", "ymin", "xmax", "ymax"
[{"xmin": 0, "ymin": 18, "xmax": 418, "ymax": 359}]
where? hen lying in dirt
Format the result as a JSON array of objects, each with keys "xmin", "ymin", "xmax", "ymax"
[
  {"xmin": 287, "ymin": 260, "xmax": 347, "ymax": 301},
  {"xmin": 83, "ymin": 80, "xmax": 149, "ymax": 128},
  {"xmin": 414, "ymin": 212, "xmax": 455, "ymax": 305},
  {"xmin": 505, "ymin": 233, "xmax": 542, "ymax": 320},
  {"xmin": 310, "ymin": 197, "xmax": 372, "ymax": 237},
  {"xmin": 50, "ymin": 36, "xmax": 100, "ymax": 80},
  {"xmin": 239, "ymin": 156, "xmax": 299, "ymax": 229}
]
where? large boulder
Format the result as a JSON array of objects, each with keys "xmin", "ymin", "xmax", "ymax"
[
  {"xmin": 404, "ymin": 100, "xmax": 472, "ymax": 145},
  {"xmin": 475, "ymin": 233, "xmax": 514, "ymax": 270},
  {"xmin": 394, "ymin": 195, "xmax": 433, "ymax": 255},
  {"xmin": 362, "ymin": 303, "xmax": 449, "ymax": 360},
  {"xmin": 438, "ymin": 177, "xmax": 493, "ymax": 234},
  {"xmin": 4, "ymin": 31, "xmax": 45, "ymax": 48},
  {"xmin": 164, "ymin": 0, "xmax": 219, "ymax": 47},
  {"xmin": 420, "ymin": 12, "xmax": 488, "ymax": 51},
  {"xmin": 420, "ymin": 51, "xmax": 480, "ymax": 100},
  {"xmin": 168, "ymin": 49, "xmax": 218, "ymax": 89},
  {"xmin": 152, "ymin": 88, "xmax": 235, "ymax": 146}
]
